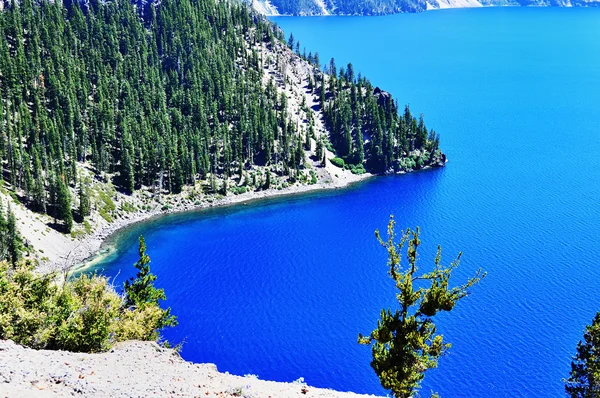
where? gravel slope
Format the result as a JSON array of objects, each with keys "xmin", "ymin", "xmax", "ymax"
[{"xmin": 0, "ymin": 340, "xmax": 384, "ymax": 398}]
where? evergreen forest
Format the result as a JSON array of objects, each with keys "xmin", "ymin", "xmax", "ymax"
[{"xmin": 0, "ymin": 0, "xmax": 442, "ymax": 232}]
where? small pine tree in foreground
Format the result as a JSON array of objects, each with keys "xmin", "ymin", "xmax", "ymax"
[
  {"xmin": 124, "ymin": 236, "xmax": 177, "ymax": 336},
  {"xmin": 359, "ymin": 215, "xmax": 485, "ymax": 398}
]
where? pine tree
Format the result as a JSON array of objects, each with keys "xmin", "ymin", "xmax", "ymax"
[
  {"xmin": 79, "ymin": 177, "xmax": 90, "ymax": 219},
  {"xmin": 359, "ymin": 216, "xmax": 485, "ymax": 398},
  {"xmin": 316, "ymin": 137, "xmax": 324, "ymax": 161},
  {"xmin": 57, "ymin": 178, "xmax": 73, "ymax": 233},
  {"xmin": 6, "ymin": 204, "xmax": 22, "ymax": 266},
  {"xmin": 264, "ymin": 169, "xmax": 271, "ymax": 190},
  {"xmin": 120, "ymin": 133, "xmax": 135, "ymax": 194},
  {"xmin": 221, "ymin": 177, "xmax": 228, "ymax": 195},
  {"xmin": 566, "ymin": 313, "xmax": 600, "ymax": 397},
  {"xmin": 0, "ymin": 201, "xmax": 7, "ymax": 261},
  {"xmin": 123, "ymin": 236, "xmax": 177, "ymax": 330}
]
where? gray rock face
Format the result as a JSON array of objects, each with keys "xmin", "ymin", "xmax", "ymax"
[
  {"xmin": 373, "ymin": 87, "xmax": 391, "ymax": 107},
  {"xmin": 247, "ymin": 0, "xmax": 427, "ymax": 16},
  {"xmin": 249, "ymin": 0, "xmax": 599, "ymax": 15}
]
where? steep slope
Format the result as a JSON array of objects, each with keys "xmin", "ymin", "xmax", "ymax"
[
  {"xmin": 426, "ymin": 0, "xmax": 592, "ymax": 8},
  {"xmin": 0, "ymin": 0, "xmax": 443, "ymax": 269},
  {"xmin": 250, "ymin": 0, "xmax": 426, "ymax": 15},
  {"xmin": 251, "ymin": 0, "xmax": 599, "ymax": 15}
]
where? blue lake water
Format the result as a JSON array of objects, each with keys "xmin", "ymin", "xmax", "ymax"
[{"xmin": 88, "ymin": 8, "xmax": 600, "ymax": 397}]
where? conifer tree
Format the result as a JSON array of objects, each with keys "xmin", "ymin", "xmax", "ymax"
[
  {"xmin": 359, "ymin": 216, "xmax": 485, "ymax": 398},
  {"xmin": 6, "ymin": 204, "xmax": 22, "ymax": 266},
  {"xmin": 79, "ymin": 177, "xmax": 90, "ymax": 219},
  {"xmin": 57, "ymin": 179, "xmax": 73, "ymax": 233},
  {"xmin": 566, "ymin": 313, "xmax": 600, "ymax": 397},
  {"xmin": 120, "ymin": 133, "xmax": 135, "ymax": 194},
  {"xmin": 0, "ymin": 201, "xmax": 7, "ymax": 261},
  {"xmin": 0, "ymin": 0, "xmax": 443, "ymax": 224},
  {"xmin": 264, "ymin": 169, "xmax": 271, "ymax": 190},
  {"xmin": 124, "ymin": 236, "xmax": 177, "ymax": 330}
]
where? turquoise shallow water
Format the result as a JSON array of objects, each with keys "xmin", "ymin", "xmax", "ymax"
[{"xmin": 90, "ymin": 8, "xmax": 600, "ymax": 397}]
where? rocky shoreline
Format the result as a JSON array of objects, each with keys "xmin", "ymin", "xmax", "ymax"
[{"xmin": 37, "ymin": 170, "xmax": 373, "ymax": 277}]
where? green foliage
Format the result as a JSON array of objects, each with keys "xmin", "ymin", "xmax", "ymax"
[
  {"xmin": 359, "ymin": 216, "xmax": 485, "ymax": 398},
  {"xmin": 0, "ymin": 200, "xmax": 24, "ymax": 266},
  {"xmin": 79, "ymin": 178, "xmax": 91, "ymax": 219},
  {"xmin": 124, "ymin": 237, "xmax": 177, "ymax": 337},
  {"xmin": 57, "ymin": 179, "xmax": 73, "ymax": 233},
  {"xmin": 5, "ymin": 204, "xmax": 22, "ymax": 265},
  {"xmin": 96, "ymin": 187, "xmax": 116, "ymax": 223},
  {"xmin": 310, "ymin": 170, "xmax": 318, "ymax": 184},
  {"xmin": 566, "ymin": 312, "xmax": 600, "ymax": 397},
  {"xmin": 70, "ymin": 227, "xmax": 88, "ymax": 239},
  {"xmin": 330, "ymin": 157, "xmax": 345, "ymax": 168},
  {"xmin": 350, "ymin": 164, "xmax": 366, "ymax": 175},
  {"xmin": 98, "ymin": 208, "xmax": 113, "ymax": 223},
  {"xmin": 83, "ymin": 220, "xmax": 92, "ymax": 234},
  {"xmin": 120, "ymin": 201, "xmax": 137, "ymax": 213},
  {"xmin": 230, "ymin": 186, "xmax": 248, "ymax": 195},
  {"xmin": 0, "ymin": 242, "xmax": 175, "ymax": 352},
  {"xmin": 53, "ymin": 274, "xmax": 123, "ymax": 352},
  {"xmin": 0, "ymin": 0, "xmax": 441, "ymax": 218}
]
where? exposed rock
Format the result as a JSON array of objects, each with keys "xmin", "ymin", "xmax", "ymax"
[
  {"xmin": 0, "ymin": 340, "xmax": 384, "ymax": 397},
  {"xmin": 373, "ymin": 87, "xmax": 392, "ymax": 107}
]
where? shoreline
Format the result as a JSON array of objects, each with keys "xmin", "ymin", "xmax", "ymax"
[{"xmin": 42, "ymin": 171, "xmax": 375, "ymax": 276}]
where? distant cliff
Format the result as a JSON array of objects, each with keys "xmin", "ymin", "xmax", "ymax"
[
  {"xmin": 428, "ymin": 0, "xmax": 599, "ymax": 9},
  {"xmin": 250, "ymin": 0, "xmax": 599, "ymax": 15},
  {"xmin": 250, "ymin": 0, "xmax": 426, "ymax": 16}
]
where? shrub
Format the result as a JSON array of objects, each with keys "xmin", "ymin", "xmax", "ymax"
[
  {"xmin": 330, "ymin": 157, "xmax": 345, "ymax": 168},
  {"xmin": 351, "ymin": 164, "xmax": 366, "ymax": 175},
  {"xmin": 99, "ymin": 208, "xmax": 113, "ymax": 223},
  {"xmin": 121, "ymin": 201, "xmax": 137, "ymax": 213},
  {"xmin": 53, "ymin": 274, "xmax": 122, "ymax": 352},
  {"xmin": 96, "ymin": 187, "xmax": 117, "ymax": 223},
  {"xmin": 230, "ymin": 186, "xmax": 247, "ymax": 195},
  {"xmin": 324, "ymin": 140, "xmax": 335, "ymax": 152},
  {"xmin": 0, "ymin": 237, "xmax": 176, "ymax": 353}
]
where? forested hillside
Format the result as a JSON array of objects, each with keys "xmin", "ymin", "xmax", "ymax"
[{"xmin": 0, "ymin": 0, "xmax": 442, "ymax": 235}]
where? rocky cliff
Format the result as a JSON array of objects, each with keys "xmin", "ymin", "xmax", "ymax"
[{"xmin": 250, "ymin": 0, "xmax": 599, "ymax": 15}]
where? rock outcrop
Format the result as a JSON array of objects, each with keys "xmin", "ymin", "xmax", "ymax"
[{"xmin": 250, "ymin": 0, "xmax": 600, "ymax": 15}]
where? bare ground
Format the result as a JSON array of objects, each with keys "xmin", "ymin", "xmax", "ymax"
[{"xmin": 0, "ymin": 340, "xmax": 384, "ymax": 398}]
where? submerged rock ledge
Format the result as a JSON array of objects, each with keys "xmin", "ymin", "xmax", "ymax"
[{"xmin": 0, "ymin": 340, "xmax": 383, "ymax": 397}]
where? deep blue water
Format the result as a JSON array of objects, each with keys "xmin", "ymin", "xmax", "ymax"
[{"xmin": 88, "ymin": 8, "xmax": 600, "ymax": 397}]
